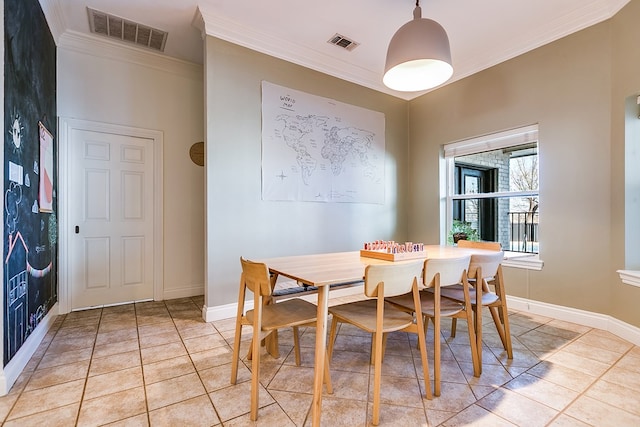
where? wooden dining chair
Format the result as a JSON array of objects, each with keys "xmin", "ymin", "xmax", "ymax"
[
  {"xmin": 388, "ymin": 255, "xmax": 480, "ymax": 396},
  {"xmin": 451, "ymin": 239, "xmax": 501, "ymax": 340},
  {"xmin": 326, "ymin": 260, "xmax": 431, "ymax": 426},
  {"xmin": 450, "ymin": 239, "xmax": 501, "ymax": 339},
  {"xmin": 441, "ymin": 250, "xmax": 511, "ymax": 369},
  {"xmin": 231, "ymin": 257, "xmax": 331, "ymax": 421}
]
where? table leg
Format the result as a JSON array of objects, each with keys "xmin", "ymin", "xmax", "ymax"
[{"xmin": 311, "ymin": 285, "xmax": 329, "ymax": 427}]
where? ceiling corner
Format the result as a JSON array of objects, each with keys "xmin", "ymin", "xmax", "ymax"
[
  {"xmin": 39, "ymin": 0, "xmax": 67, "ymax": 43},
  {"xmin": 191, "ymin": 6, "xmax": 205, "ymax": 40}
]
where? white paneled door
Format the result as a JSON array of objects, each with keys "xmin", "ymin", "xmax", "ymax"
[{"xmin": 69, "ymin": 129, "xmax": 155, "ymax": 309}]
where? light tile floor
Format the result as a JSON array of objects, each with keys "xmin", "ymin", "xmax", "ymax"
[{"xmin": 1, "ymin": 294, "xmax": 640, "ymax": 426}]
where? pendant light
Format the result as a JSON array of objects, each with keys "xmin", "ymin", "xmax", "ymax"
[{"xmin": 383, "ymin": 0, "xmax": 453, "ymax": 92}]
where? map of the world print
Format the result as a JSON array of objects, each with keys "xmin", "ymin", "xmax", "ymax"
[{"xmin": 261, "ymin": 81, "xmax": 385, "ymax": 203}]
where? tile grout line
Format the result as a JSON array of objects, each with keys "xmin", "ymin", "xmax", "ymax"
[
  {"xmin": 134, "ymin": 301, "xmax": 152, "ymax": 427},
  {"xmin": 176, "ymin": 298, "xmax": 226, "ymax": 426},
  {"xmin": 543, "ymin": 344, "xmax": 639, "ymax": 426}
]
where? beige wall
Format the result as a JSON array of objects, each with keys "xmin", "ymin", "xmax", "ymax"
[
  {"xmin": 204, "ymin": 37, "xmax": 410, "ymax": 308},
  {"xmin": 611, "ymin": 0, "xmax": 640, "ymax": 326},
  {"xmin": 203, "ymin": 1, "xmax": 640, "ymax": 327},
  {"xmin": 409, "ymin": 1, "xmax": 640, "ymax": 327},
  {"xmin": 58, "ymin": 46, "xmax": 205, "ymax": 301}
]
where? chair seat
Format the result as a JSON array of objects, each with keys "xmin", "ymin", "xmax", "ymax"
[
  {"xmin": 437, "ymin": 284, "xmax": 500, "ymax": 306},
  {"xmin": 388, "ymin": 291, "xmax": 464, "ymax": 317},
  {"xmin": 246, "ymin": 298, "xmax": 317, "ymax": 330},
  {"xmin": 329, "ymin": 299, "xmax": 414, "ymax": 333}
]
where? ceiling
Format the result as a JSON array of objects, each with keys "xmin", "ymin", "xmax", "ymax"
[{"xmin": 45, "ymin": 0, "xmax": 630, "ymax": 100}]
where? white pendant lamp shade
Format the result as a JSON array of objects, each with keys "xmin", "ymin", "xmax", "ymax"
[{"xmin": 383, "ymin": 5, "xmax": 453, "ymax": 92}]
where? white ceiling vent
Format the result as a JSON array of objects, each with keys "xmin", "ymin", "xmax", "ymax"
[
  {"xmin": 87, "ymin": 7, "xmax": 168, "ymax": 52},
  {"xmin": 327, "ymin": 33, "xmax": 359, "ymax": 51}
]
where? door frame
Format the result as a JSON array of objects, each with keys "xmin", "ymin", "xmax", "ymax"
[{"xmin": 58, "ymin": 118, "xmax": 164, "ymax": 314}]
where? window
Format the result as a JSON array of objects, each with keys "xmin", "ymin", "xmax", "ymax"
[
  {"xmin": 442, "ymin": 125, "xmax": 540, "ymax": 256},
  {"xmin": 619, "ymin": 94, "xmax": 640, "ymax": 287}
]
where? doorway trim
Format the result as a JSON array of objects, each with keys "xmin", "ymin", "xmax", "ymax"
[{"xmin": 58, "ymin": 118, "xmax": 164, "ymax": 314}]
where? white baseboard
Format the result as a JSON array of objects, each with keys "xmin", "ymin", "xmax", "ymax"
[
  {"xmin": 203, "ymin": 301, "xmax": 242, "ymax": 322},
  {"xmin": 202, "ymin": 284, "xmax": 363, "ymax": 323},
  {"xmin": 163, "ymin": 284, "xmax": 204, "ymax": 301},
  {"xmin": 508, "ymin": 296, "xmax": 640, "ymax": 346},
  {"xmin": 204, "ymin": 294, "xmax": 640, "ymax": 347},
  {"xmin": 0, "ymin": 303, "xmax": 59, "ymax": 396}
]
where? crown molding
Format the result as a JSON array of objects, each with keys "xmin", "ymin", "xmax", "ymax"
[
  {"xmin": 609, "ymin": 0, "xmax": 633, "ymax": 14},
  {"xmin": 58, "ymin": 30, "xmax": 202, "ymax": 81},
  {"xmin": 196, "ymin": 1, "xmax": 629, "ymax": 101},
  {"xmin": 195, "ymin": 6, "xmax": 415, "ymax": 100},
  {"xmin": 191, "ymin": 7, "xmax": 206, "ymax": 41}
]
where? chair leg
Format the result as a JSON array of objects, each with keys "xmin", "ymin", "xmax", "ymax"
[
  {"xmin": 230, "ymin": 323, "xmax": 243, "ymax": 384},
  {"xmin": 418, "ymin": 314, "xmax": 430, "ymax": 350},
  {"xmin": 371, "ymin": 332, "xmax": 388, "ymax": 365},
  {"xmin": 488, "ymin": 306, "xmax": 508, "ymax": 349},
  {"xmin": 327, "ymin": 316, "xmax": 339, "ymax": 362},
  {"xmin": 433, "ymin": 313, "xmax": 441, "ymax": 396},
  {"xmin": 323, "ymin": 355, "xmax": 333, "ymax": 394},
  {"xmin": 293, "ymin": 326, "xmax": 301, "ymax": 366},
  {"xmin": 266, "ymin": 329, "xmax": 280, "ymax": 358},
  {"xmin": 324, "ymin": 317, "xmax": 338, "ymax": 395},
  {"xmin": 372, "ymin": 329, "xmax": 384, "ymax": 426},
  {"xmin": 231, "ymin": 274, "xmax": 247, "ymax": 385},
  {"xmin": 499, "ymin": 304, "xmax": 513, "ymax": 359},
  {"xmin": 416, "ymin": 314, "xmax": 432, "ymax": 400},
  {"xmin": 381, "ymin": 332, "xmax": 388, "ymax": 363},
  {"xmin": 465, "ymin": 311, "xmax": 480, "ymax": 378},
  {"xmin": 450, "ymin": 318, "xmax": 457, "ymax": 338},
  {"xmin": 250, "ymin": 318, "xmax": 262, "ymax": 420},
  {"xmin": 474, "ymin": 305, "xmax": 483, "ymax": 375}
]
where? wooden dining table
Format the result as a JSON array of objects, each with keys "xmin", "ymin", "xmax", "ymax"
[{"xmin": 257, "ymin": 245, "xmax": 497, "ymax": 426}]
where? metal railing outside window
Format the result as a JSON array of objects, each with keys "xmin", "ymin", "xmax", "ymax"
[{"xmin": 508, "ymin": 211, "xmax": 539, "ymax": 253}]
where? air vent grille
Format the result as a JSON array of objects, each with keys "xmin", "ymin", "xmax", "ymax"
[
  {"xmin": 88, "ymin": 7, "xmax": 168, "ymax": 52},
  {"xmin": 327, "ymin": 33, "xmax": 359, "ymax": 51}
]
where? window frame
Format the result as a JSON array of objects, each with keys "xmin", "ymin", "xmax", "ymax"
[{"xmin": 440, "ymin": 124, "xmax": 543, "ymax": 270}]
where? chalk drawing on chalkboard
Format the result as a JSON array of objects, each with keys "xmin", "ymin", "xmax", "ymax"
[
  {"xmin": 49, "ymin": 213, "xmax": 57, "ymax": 244},
  {"xmin": 25, "ymin": 174, "xmax": 30, "ymax": 187},
  {"xmin": 5, "ymin": 182, "xmax": 23, "ymax": 234},
  {"xmin": 5, "ymin": 231, "xmax": 53, "ymax": 359},
  {"xmin": 33, "ymin": 160, "xmax": 38, "ymax": 174},
  {"xmin": 6, "ymin": 232, "xmax": 29, "ymax": 359},
  {"xmin": 9, "ymin": 113, "xmax": 23, "ymax": 150},
  {"xmin": 9, "ymin": 162, "xmax": 23, "ymax": 185},
  {"xmin": 32, "ymin": 200, "xmax": 39, "ymax": 213},
  {"xmin": 39, "ymin": 122, "xmax": 54, "ymax": 213}
]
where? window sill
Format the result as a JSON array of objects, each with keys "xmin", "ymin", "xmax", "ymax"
[
  {"xmin": 617, "ymin": 270, "xmax": 640, "ymax": 288},
  {"xmin": 503, "ymin": 252, "xmax": 544, "ymax": 270}
]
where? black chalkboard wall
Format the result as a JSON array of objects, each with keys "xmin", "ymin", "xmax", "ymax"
[{"xmin": 4, "ymin": 0, "xmax": 57, "ymax": 365}]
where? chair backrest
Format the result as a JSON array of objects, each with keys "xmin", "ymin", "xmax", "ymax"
[
  {"xmin": 363, "ymin": 260, "xmax": 424, "ymax": 298},
  {"xmin": 468, "ymin": 251, "xmax": 504, "ymax": 280},
  {"xmin": 456, "ymin": 240, "xmax": 501, "ymax": 251},
  {"xmin": 240, "ymin": 257, "xmax": 273, "ymax": 297},
  {"xmin": 423, "ymin": 255, "xmax": 471, "ymax": 288}
]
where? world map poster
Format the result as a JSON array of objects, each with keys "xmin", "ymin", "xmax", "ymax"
[{"xmin": 261, "ymin": 81, "xmax": 385, "ymax": 203}]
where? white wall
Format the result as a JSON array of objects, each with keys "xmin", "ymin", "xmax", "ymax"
[{"xmin": 57, "ymin": 37, "xmax": 205, "ymax": 302}]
